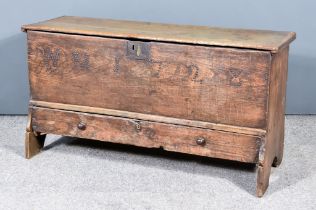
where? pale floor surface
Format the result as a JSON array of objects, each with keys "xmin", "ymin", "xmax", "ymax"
[{"xmin": 0, "ymin": 115, "xmax": 315, "ymax": 210}]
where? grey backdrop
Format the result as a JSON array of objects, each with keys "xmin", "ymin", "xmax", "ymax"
[{"xmin": 0, "ymin": 0, "xmax": 315, "ymax": 114}]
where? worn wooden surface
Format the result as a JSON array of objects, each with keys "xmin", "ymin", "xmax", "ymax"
[
  {"xmin": 25, "ymin": 112, "xmax": 46, "ymax": 159},
  {"xmin": 256, "ymin": 46, "xmax": 289, "ymax": 197},
  {"xmin": 28, "ymin": 31, "xmax": 271, "ymax": 128},
  {"xmin": 31, "ymin": 107, "xmax": 262, "ymax": 163},
  {"xmin": 25, "ymin": 131, "xmax": 46, "ymax": 159},
  {"xmin": 22, "ymin": 16, "xmax": 296, "ymax": 52},
  {"xmin": 23, "ymin": 17, "xmax": 296, "ymax": 197},
  {"xmin": 30, "ymin": 100, "xmax": 266, "ymax": 136}
]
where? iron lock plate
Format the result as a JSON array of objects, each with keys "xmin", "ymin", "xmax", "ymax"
[{"xmin": 126, "ymin": 40, "xmax": 150, "ymax": 60}]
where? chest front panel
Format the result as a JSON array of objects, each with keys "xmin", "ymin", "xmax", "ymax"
[{"xmin": 28, "ymin": 31, "xmax": 271, "ymax": 129}]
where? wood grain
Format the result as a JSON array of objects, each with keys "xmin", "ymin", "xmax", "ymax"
[
  {"xmin": 31, "ymin": 107, "xmax": 262, "ymax": 163},
  {"xmin": 256, "ymin": 46, "xmax": 289, "ymax": 197},
  {"xmin": 22, "ymin": 16, "xmax": 296, "ymax": 52},
  {"xmin": 30, "ymin": 100, "xmax": 266, "ymax": 136},
  {"xmin": 23, "ymin": 16, "xmax": 296, "ymax": 197},
  {"xmin": 28, "ymin": 31, "xmax": 271, "ymax": 128},
  {"xmin": 25, "ymin": 111, "xmax": 46, "ymax": 159}
]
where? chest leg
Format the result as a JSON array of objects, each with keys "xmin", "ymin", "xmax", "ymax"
[{"xmin": 25, "ymin": 111, "xmax": 46, "ymax": 159}]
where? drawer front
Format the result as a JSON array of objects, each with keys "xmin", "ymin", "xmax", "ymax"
[
  {"xmin": 28, "ymin": 31, "xmax": 271, "ymax": 128},
  {"xmin": 31, "ymin": 107, "xmax": 261, "ymax": 163}
]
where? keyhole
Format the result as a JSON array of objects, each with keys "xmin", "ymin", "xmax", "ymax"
[{"xmin": 132, "ymin": 45, "xmax": 135, "ymax": 50}]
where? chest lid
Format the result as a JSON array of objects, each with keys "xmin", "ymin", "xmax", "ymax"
[{"xmin": 22, "ymin": 16, "xmax": 295, "ymax": 52}]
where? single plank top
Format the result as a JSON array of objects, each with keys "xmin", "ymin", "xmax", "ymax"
[{"xmin": 22, "ymin": 16, "xmax": 296, "ymax": 52}]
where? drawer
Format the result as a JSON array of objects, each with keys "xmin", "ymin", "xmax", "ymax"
[
  {"xmin": 31, "ymin": 107, "xmax": 262, "ymax": 163},
  {"xmin": 28, "ymin": 31, "xmax": 271, "ymax": 129}
]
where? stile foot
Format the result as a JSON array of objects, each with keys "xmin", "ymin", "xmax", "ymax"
[
  {"xmin": 25, "ymin": 131, "xmax": 46, "ymax": 159},
  {"xmin": 256, "ymin": 163, "xmax": 272, "ymax": 197}
]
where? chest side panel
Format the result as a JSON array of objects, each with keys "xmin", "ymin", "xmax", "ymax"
[{"xmin": 27, "ymin": 31, "xmax": 270, "ymax": 128}]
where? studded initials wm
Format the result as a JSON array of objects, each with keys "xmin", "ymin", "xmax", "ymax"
[
  {"xmin": 72, "ymin": 51, "xmax": 90, "ymax": 70},
  {"xmin": 41, "ymin": 47, "xmax": 61, "ymax": 71}
]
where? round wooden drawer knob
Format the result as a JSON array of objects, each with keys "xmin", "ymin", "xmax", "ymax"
[
  {"xmin": 77, "ymin": 122, "xmax": 86, "ymax": 130},
  {"xmin": 196, "ymin": 137, "xmax": 206, "ymax": 146}
]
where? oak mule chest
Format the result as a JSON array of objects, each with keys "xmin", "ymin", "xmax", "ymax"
[{"xmin": 22, "ymin": 16, "xmax": 295, "ymax": 197}]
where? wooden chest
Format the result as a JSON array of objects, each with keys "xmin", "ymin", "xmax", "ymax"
[{"xmin": 22, "ymin": 16, "xmax": 295, "ymax": 197}]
